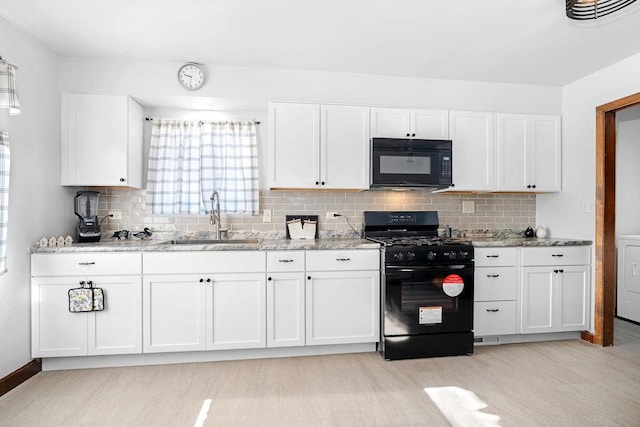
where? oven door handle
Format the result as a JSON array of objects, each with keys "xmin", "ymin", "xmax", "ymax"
[{"xmin": 385, "ymin": 264, "xmax": 472, "ymax": 272}]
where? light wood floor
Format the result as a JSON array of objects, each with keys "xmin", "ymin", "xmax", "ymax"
[{"xmin": 1, "ymin": 319, "xmax": 639, "ymax": 426}]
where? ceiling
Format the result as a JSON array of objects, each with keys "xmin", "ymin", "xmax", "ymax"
[{"xmin": 2, "ymin": 0, "xmax": 640, "ymax": 86}]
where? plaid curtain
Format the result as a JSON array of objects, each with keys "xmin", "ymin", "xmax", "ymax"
[
  {"xmin": 148, "ymin": 120, "xmax": 202, "ymax": 214},
  {"xmin": 0, "ymin": 132, "xmax": 10, "ymax": 274},
  {"xmin": 148, "ymin": 120, "xmax": 259, "ymax": 215},
  {"xmin": 0, "ymin": 62, "xmax": 21, "ymax": 115},
  {"xmin": 200, "ymin": 121, "xmax": 259, "ymax": 215}
]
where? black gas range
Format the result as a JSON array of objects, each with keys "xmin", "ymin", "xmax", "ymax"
[{"xmin": 363, "ymin": 211, "xmax": 475, "ymax": 360}]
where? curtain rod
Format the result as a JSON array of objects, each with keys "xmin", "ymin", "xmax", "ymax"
[
  {"xmin": 0, "ymin": 56, "xmax": 19, "ymax": 70},
  {"xmin": 145, "ymin": 117, "xmax": 261, "ymax": 125}
]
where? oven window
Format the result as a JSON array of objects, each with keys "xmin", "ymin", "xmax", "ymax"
[
  {"xmin": 380, "ymin": 154, "xmax": 432, "ymax": 175},
  {"xmin": 400, "ymin": 282, "xmax": 455, "ymax": 312}
]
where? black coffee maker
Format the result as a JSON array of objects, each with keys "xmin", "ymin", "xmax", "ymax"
[{"xmin": 75, "ymin": 191, "xmax": 101, "ymax": 243}]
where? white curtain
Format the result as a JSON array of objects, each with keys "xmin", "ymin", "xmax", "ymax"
[
  {"xmin": 148, "ymin": 120, "xmax": 259, "ymax": 215},
  {"xmin": 0, "ymin": 132, "xmax": 10, "ymax": 274}
]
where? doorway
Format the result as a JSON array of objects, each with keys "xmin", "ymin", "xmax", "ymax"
[{"xmin": 592, "ymin": 91, "xmax": 640, "ymax": 346}]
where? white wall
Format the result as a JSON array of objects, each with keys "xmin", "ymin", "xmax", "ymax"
[
  {"xmin": 0, "ymin": 17, "xmax": 76, "ymax": 378},
  {"xmin": 539, "ymin": 51, "xmax": 640, "ymax": 240},
  {"xmin": 58, "ymin": 58, "xmax": 562, "ymax": 114},
  {"xmin": 616, "ymin": 104, "xmax": 640, "ymax": 235}
]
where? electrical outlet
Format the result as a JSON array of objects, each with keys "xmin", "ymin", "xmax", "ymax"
[
  {"xmin": 581, "ymin": 200, "xmax": 591, "ymax": 213},
  {"xmin": 263, "ymin": 209, "xmax": 272, "ymax": 222},
  {"xmin": 109, "ymin": 211, "xmax": 122, "ymax": 220},
  {"xmin": 462, "ymin": 201, "xmax": 475, "ymax": 214},
  {"xmin": 326, "ymin": 211, "xmax": 338, "ymax": 219}
]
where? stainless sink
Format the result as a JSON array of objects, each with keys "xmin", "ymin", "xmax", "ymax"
[{"xmin": 164, "ymin": 239, "xmax": 259, "ymax": 245}]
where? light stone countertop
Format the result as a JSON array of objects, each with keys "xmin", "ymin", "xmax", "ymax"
[
  {"xmin": 467, "ymin": 237, "xmax": 592, "ymax": 248},
  {"xmin": 30, "ymin": 238, "xmax": 381, "ymax": 253},
  {"xmin": 30, "ymin": 235, "xmax": 592, "ymax": 254}
]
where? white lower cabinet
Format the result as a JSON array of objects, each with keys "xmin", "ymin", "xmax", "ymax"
[
  {"xmin": 305, "ymin": 250, "xmax": 380, "ymax": 346},
  {"xmin": 520, "ymin": 247, "xmax": 590, "ymax": 334},
  {"xmin": 142, "ymin": 251, "xmax": 267, "ymax": 353},
  {"xmin": 31, "ymin": 253, "xmax": 142, "ymax": 358},
  {"xmin": 142, "ymin": 274, "xmax": 207, "ymax": 353},
  {"xmin": 473, "ymin": 248, "xmax": 518, "ymax": 337},
  {"xmin": 266, "ymin": 251, "xmax": 306, "ymax": 347},
  {"xmin": 206, "ymin": 273, "xmax": 266, "ymax": 350}
]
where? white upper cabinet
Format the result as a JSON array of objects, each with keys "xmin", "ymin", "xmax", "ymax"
[
  {"xmin": 320, "ymin": 105, "xmax": 370, "ymax": 189},
  {"xmin": 268, "ymin": 102, "xmax": 370, "ymax": 189},
  {"xmin": 371, "ymin": 107, "xmax": 449, "ymax": 139},
  {"xmin": 61, "ymin": 93, "xmax": 143, "ymax": 188},
  {"xmin": 496, "ymin": 114, "xmax": 561, "ymax": 192},
  {"xmin": 448, "ymin": 111, "xmax": 495, "ymax": 192}
]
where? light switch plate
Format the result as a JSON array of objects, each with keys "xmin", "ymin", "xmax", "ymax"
[
  {"xmin": 263, "ymin": 209, "xmax": 272, "ymax": 222},
  {"xmin": 462, "ymin": 201, "xmax": 475, "ymax": 214}
]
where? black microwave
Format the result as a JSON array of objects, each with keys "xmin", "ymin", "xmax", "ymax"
[{"xmin": 370, "ymin": 138, "xmax": 452, "ymax": 188}]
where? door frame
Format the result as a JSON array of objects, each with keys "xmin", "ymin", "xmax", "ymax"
[{"xmin": 590, "ymin": 91, "xmax": 640, "ymax": 346}]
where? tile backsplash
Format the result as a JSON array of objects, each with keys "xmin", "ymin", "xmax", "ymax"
[{"xmin": 96, "ymin": 188, "xmax": 535, "ymax": 238}]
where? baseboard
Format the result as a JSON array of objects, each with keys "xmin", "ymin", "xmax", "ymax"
[
  {"xmin": 0, "ymin": 359, "xmax": 42, "ymax": 397},
  {"xmin": 581, "ymin": 330, "xmax": 595, "ymax": 343}
]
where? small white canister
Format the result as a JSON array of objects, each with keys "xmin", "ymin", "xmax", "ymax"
[{"xmin": 536, "ymin": 225, "xmax": 548, "ymax": 238}]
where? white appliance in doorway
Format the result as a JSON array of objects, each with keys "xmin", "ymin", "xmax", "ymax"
[{"xmin": 617, "ymin": 235, "xmax": 640, "ymax": 323}]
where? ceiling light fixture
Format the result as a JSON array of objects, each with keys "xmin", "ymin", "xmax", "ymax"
[{"xmin": 566, "ymin": 0, "xmax": 637, "ymax": 20}]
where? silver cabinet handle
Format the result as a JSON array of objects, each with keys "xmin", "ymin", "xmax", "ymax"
[
  {"xmin": 278, "ymin": 259, "xmax": 294, "ymax": 263},
  {"xmin": 486, "ymin": 308, "xmax": 499, "ymax": 312},
  {"xmin": 78, "ymin": 262, "xmax": 96, "ymax": 266},
  {"xmin": 336, "ymin": 258, "xmax": 351, "ymax": 261},
  {"xmin": 486, "ymin": 274, "xmax": 500, "ymax": 278}
]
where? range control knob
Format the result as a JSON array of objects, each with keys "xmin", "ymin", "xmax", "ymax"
[
  {"xmin": 406, "ymin": 251, "xmax": 416, "ymax": 261},
  {"xmin": 427, "ymin": 251, "xmax": 437, "ymax": 261},
  {"xmin": 394, "ymin": 252, "xmax": 405, "ymax": 261},
  {"xmin": 449, "ymin": 251, "xmax": 457, "ymax": 260}
]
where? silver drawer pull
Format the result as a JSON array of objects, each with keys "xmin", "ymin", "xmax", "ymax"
[
  {"xmin": 486, "ymin": 255, "xmax": 499, "ymax": 258},
  {"xmin": 486, "ymin": 274, "xmax": 500, "ymax": 278},
  {"xmin": 278, "ymin": 259, "xmax": 294, "ymax": 263},
  {"xmin": 336, "ymin": 258, "xmax": 351, "ymax": 261},
  {"xmin": 551, "ymin": 254, "xmax": 564, "ymax": 257},
  {"xmin": 486, "ymin": 308, "xmax": 500, "ymax": 313},
  {"xmin": 78, "ymin": 262, "xmax": 96, "ymax": 266}
]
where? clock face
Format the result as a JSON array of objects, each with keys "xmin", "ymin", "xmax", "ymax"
[{"xmin": 178, "ymin": 63, "xmax": 205, "ymax": 90}]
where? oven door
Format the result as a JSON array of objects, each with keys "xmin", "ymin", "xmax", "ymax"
[{"xmin": 384, "ymin": 264, "xmax": 473, "ymax": 336}]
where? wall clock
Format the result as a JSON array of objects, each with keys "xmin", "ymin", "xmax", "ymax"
[{"xmin": 178, "ymin": 63, "xmax": 205, "ymax": 90}]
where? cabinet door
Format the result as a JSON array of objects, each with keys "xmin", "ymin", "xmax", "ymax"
[
  {"xmin": 448, "ymin": 111, "xmax": 495, "ymax": 191},
  {"xmin": 370, "ymin": 107, "xmax": 410, "ymax": 137},
  {"xmin": 143, "ymin": 274, "xmax": 206, "ymax": 353},
  {"xmin": 474, "ymin": 301, "xmax": 517, "ymax": 336},
  {"xmin": 305, "ymin": 270, "xmax": 380, "ymax": 345},
  {"xmin": 206, "ymin": 273, "xmax": 266, "ymax": 350},
  {"xmin": 88, "ymin": 276, "xmax": 142, "ymax": 356},
  {"xmin": 530, "ymin": 115, "xmax": 561, "ymax": 192},
  {"xmin": 61, "ymin": 93, "xmax": 142, "ymax": 188},
  {"xmin": 267, "ymin": 272, "xmax": 306, "ymax": 347},
  {"xmin": 521, "ymin": 267, "xmax": 555, "ymax": 334},
  {"xmin": 321, "ymin": 105, "xmax": 370, "ymax": 189},
  {"xmin": 268, "ymin": 102, "xmax": 320, "ymax": 188},
  {"xmin": 496, "ymin": 114, "xmax": 528, "ymax": 191},
  {"xmin": 32, "ymin": 277, "xmax": 88, "ymax": 357},
  {"xmin": 556, "ymin": 266, "xmax": 590, "ymax": 331},
  {"xmin": 411, "ymin": 109, "xmax": 449, "ymax": 139}
]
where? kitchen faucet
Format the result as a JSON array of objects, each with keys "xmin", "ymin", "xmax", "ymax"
[{"xmin": 209, "ymin": 191, "xmax": 227, "ymax": 239}]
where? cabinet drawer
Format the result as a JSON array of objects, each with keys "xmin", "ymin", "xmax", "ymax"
[
  {"xmin": 521, "ymin": 246, "xmax": 590, "ymax": 266},
  {"xmin": 267, "ymin": 251, "xmax": 305, "ymax": 272},
  {"xmin": 474, "ymin": 247, "xmax": 518, "ymax": 267},
  {"xmin": 143, "ymin": 251, "xmax": 266, "ymax": 274},
  {"xmin": 306, "ymin": 250, "xmax": 379, "ymax": 271},
  {"xmin": 32, "ymin": 253, "xmax": 141, "ymax": 276},
  {"xmin": 474, "ymin": 301, "xmax": 517, "ymax": 336},
  {"xmin": 474, "ymin": 267, "xmax": 517, "ymax": 301}
]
